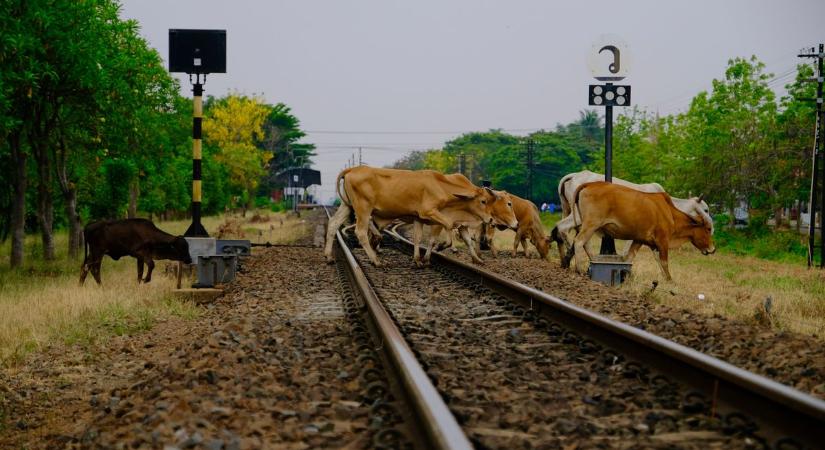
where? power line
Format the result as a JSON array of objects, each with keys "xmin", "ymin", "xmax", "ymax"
[{"xmin": 305, "ymin": 128, "xmax": 545, "ymax": 135}]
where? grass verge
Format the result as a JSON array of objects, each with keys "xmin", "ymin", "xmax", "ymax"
[
  {"xmin": 527, "ymin": 212, "xmax": 825, "ymax": 339},
  {"xmin": 0, "ymin": 209, "xmax": 308, "ymax": 366}
]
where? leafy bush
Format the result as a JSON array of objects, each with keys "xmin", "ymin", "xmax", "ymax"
[
  {"xmin": 714, "ymin": 226, "xmax": 807, "ymax": 263},
  {"xmin": 254, "ymin": 196, "xmax": 271, "ymax": 209}
]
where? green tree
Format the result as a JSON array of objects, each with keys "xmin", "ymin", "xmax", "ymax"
[{"xmin": 681, "ymin": 56, "xmax": 778, "ymax": 220}]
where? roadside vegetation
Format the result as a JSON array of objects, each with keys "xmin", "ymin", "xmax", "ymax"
[{"xmin": 0, "ymin": 211, "xmax": 309, "ymax": 367}]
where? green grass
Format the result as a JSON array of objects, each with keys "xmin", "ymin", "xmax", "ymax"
[{"xmin": 713, "ymin": 226, "xmax": 809, "ymax": 263}]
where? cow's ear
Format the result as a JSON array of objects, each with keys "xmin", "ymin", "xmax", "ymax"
[
  {"xmin": 484, "ymin": 187, "xmax": 500, "ymax": 200},
  {"xmin": 453, "ymin": 192, "xmax": 476, "ymax": 200}
]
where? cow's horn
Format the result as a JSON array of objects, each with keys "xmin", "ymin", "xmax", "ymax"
[{"xmin": 697, "ymin": 193, "xmax": 705, "ymax": 202}]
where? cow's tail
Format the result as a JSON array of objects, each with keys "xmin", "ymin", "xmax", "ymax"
[
  {"xmin": 558, "ymin": 173, "xmax": 574, "ymax": 217},
  {"xmin": 336, "ymin": 168, "xmax": 354, "ymax": 207},
  {"xmin": 572, "ymin": 182, "xmax": 595, "ymax": 229}
]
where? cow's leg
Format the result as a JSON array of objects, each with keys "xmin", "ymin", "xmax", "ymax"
[
  {"xmin": 449, "ymin": 229, "xmax": 459, "ymax": 253},
  {"xmin": 488, "ymin": 228, "xmax": 498, "ymax": 258},
  {"xmin": 79, "ymin": 257, "xmax": 90, "ymax": 286},
  {"xmin": 324, "ymin": 204, "xmax": 352, "ymax": 263},
  {"xmin": 512, "ymin": 229, "xmax": 523, "ymax": 257},
  {"xmin": 573, "ymin": 225, "xmax": 598, "ymax": 275},
  {"xmin": 655, "ymin": 244, "xmax": 673, "ymax": 281},
  {"xmin": 90, "ymin": 260, "xmax": 103, "ymax": 285},
  {"xmin": 412, "ymin": 221, "xmax": 425, "ymax": 267},
  {"xmin": 459, "ymin": 227, "xmax": 484, "ymax": 264},
  {"xmin": 369, "ymin": 220, "xmax": 383, "ymax": 251},
  {"xmin": 353, "ymin": 208, "xmax": 381, "ymax": 266},
  {"xmin": 144, "ymin": 258, "xmax": 155, "ymax": 283},
  {"xmin": 550, "ymin": 226, "xmax": 567, "ymax": 266},
  {"xmin": 554, "ymin": 215, "xmax": 579, "ymax": 267},
  {"xmin": 424, "ymin": 226, "xmax": 442, "ymax": 263},
  {"xmin": 623, "ymin": 241, "xmax": 643, "ymax": 262},
  {"xmin": 137, "ymin": 257, "xmax": 145, "ymax": 283}
]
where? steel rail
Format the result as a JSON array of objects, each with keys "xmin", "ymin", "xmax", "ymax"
[
  {"xmin": 387, "ymin": 229, "xmax": 825, "ymax": 448},
  {"xmin": 324, "ymin": 207, "xmax": 473, "ymax": 450}
]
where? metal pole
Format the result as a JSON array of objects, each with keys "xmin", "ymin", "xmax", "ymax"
[
  {"xmin": 526, "ymin": 139, "xmax": 534, "ymax": 203},
  {"xmin": 818, "ymin": 44, "xmax": 825, "ymax": 268},
  {"xmin": 185, "ymin": 74, "xmax": 208, "ymax": 237},
  {"xmin": 600, "ymin": 88, "xmax": 617, "ymax": 255},
  {"xmin": 807, "ymin": 45, "xmax": 824, "ymax": 267}
]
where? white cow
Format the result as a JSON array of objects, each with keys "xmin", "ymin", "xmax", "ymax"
[{"xmin": 551, "ymin": 170, "xmax": 712, "ymax": 267}]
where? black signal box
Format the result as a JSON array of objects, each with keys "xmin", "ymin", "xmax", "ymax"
[{"xmin": 169, "ymin": 29, "xmax": 226, "ymax": 74}]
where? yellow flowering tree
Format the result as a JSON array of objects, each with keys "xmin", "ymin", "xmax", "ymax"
[{"xmin": 203, "ymin": 94, "xmax": 273, "ymax": 213}]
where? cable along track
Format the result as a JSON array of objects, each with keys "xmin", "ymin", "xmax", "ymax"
[{"xmin": 327, "ymin": 207, "xmax": 825, "ymax": 448}]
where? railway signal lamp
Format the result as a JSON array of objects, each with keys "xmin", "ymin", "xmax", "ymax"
[
  {"xmin": 169, "ymin": 29, "xmax": 227, "ymax": 238},
  {"xmin": 589, "ymin": 84, "xmax": 631, "ymax": 107}
]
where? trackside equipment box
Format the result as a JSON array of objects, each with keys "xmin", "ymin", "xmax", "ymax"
[{"xmin": 588, "ymin": 255, "xmax": 632, "ymax": 286}]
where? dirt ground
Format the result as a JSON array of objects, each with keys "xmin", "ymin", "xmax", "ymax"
[
  {"xmin": 0, "ymin": 217, "xmax": 378, "ymax": 449},
  {"xmin": 2, "ymin": 217, "xmax": 824, "ymax": 449}
]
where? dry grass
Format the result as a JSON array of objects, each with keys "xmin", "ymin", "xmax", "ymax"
[
  {"xmin": 485, "ymin": 222, "xmax": 825, "ymax": 340},
  {"xmin": 620, "ymin": 245, "xmax": 825, "ymax": 337},
  {"xmin": 0, "ymin": 209, "xmax": 309, "ymax": 366}
]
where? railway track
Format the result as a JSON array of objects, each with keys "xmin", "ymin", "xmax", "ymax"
[{"xmin": 326, "ymin": 207, "xmax": 825, "ymax": 449}]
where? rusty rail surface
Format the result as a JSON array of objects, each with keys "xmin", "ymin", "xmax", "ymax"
[
  {"xmin": 386, "ymin": 228, "xmax": 825, "ymax": 448},
  {"xmin": 323, "ymin": 207, "xmax": 473, "ymax": 450}
]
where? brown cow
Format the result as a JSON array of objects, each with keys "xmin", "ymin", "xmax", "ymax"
[
  {"xmin": 454, "ymin": 194, "xmax": 550, "ymax": 260},
  {"xmin": 573, "ymin": 182, "xmax": 715, "ymax": 281},
  {"xmin": 552, "ymin": 170, "xmax": 713, "ymax": 268},
  {"xmin": 80, "ymin": 218, "xmax": 192, "ymax": 285},
  {"xmin": 419, "ymin": 189, "xmax": 518, "ymax": 264},
  {"xmin": 503, "ymin": 194, "xmax": 551, "ymax": 258},
  {"xmin": 324, "ymin": 167, "xmax": 502, "ymax": 266}
]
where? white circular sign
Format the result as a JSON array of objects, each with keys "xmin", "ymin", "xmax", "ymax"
[{"xmin": 588, "ymin": 34, "xmax": 631, "ymax": 81}]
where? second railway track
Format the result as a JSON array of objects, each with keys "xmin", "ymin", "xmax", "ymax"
[{"xmin": 328, "ymin": 209, "xmax": 825, "ymax": 449}]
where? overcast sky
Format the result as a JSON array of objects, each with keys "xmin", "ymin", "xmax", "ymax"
[{"xmin": 121, "ymin": 0, "xmax": 824, "ymax": 202}]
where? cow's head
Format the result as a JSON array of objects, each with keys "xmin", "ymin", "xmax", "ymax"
[
  {"xmin": 453, "ymin": 188, "xmax": 494, "ymax": 224},
  {"xmin": 687, "ymin": 194, "xmax": 714, "ymax": 235},
  {"xmin": 489, "ymin": 190, "xmax": 519, "ymax": 229},
  {"xmin": 532, "ymin": 234, "xmax": 551, "ymax": 259},
  {"xmin": 688, "ymin": 214, "xmax": 716, "ymax": 256},
  {"xmin": 154, "ymin": 236, "xmax": 193, "ymax": 264}
]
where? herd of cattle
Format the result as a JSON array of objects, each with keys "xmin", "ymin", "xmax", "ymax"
[
  {"xmin": 325, "ymin": 166, "xmax": 715, "ymax": 281},
  {"xmin": 76, "ymin": 166, "xmax": 715, "ymax": 286}
]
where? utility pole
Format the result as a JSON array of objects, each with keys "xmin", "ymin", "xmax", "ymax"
[
  {"xmin": 358, "ymin": 147, "xmax": 362, "ymax": 166},
  {"xmin": 526, "ymin": 139, "xmax": 535, "ymax": 203},
  {"xmin": 459, "ymin": 152, "xmax": 466, "ymax": 177},
  {"xmin": 801, "ymin": 43, "xmax": 825, "ymax": 268}
]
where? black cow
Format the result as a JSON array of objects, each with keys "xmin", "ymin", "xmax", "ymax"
[{"xmin": 80, "ymin": 218, "xmax": 192, "ymax": 285}]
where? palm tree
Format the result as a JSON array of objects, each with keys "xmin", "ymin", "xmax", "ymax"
[{"xmin": 577, "ymin": 109, "xmax": 603, "ymax": 143}]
